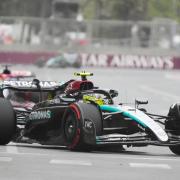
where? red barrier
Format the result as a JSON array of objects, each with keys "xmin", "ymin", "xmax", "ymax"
[{"xmin": 0, "ymin": 52, "xmax": 58, "ymax": 64}]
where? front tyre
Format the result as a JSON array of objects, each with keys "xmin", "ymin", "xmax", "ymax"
[
  {"xmin": 169, "ymin": 145, "xmax": 180, "ymax": 155},
  {"xmin": 166, "ymin": 103, "xmax": 180, "ymax": 155},
  {"xmin": 0, "ymin": 98, "xmax": 16, "ymax": 145},
  {"xmin": 63, "ymin": 103, "xmax": 102, "ymax": 151}
]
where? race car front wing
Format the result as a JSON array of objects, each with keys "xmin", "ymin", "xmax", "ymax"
[{"xmin": 96, "ymin": 133, "xmax": 180, "ymax": 146}]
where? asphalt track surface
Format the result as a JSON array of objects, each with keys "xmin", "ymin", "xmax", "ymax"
[{"xmin": 1, "ymin": 65, "xmax": 180, "ymax": 180}]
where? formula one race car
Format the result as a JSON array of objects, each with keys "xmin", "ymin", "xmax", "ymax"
[
  {"xmin": 0, "ymin": 65, "xmax": 35, "ymax": 81},
  {"xmin": 0, "ymin": 72, "xmax": 180, "ymax": 155}
]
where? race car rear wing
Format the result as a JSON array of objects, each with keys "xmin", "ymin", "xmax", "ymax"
[{"xmin": 1, "ymin": 80, "xmax": 62, "ymax": 91}]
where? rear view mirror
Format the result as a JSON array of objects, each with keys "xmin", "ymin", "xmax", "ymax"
[{"xmin": 135, "ymin": 99, "xmax": 148, "ymax": 105}]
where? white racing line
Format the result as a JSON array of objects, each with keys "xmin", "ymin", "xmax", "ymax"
[
  {"xmin": 2, "ymin": 142, "xmax": 49, "ymax": 156},
  {"xmin": 1, "ymin": 143, "xmax": 180, "ymax": 162},
  {"xmin": 50, "ymin": 159, "xmax": 92, "ymax": 166},
  {"xmin": 49, "ymin": 160, "xmax": 172, "ymax": 169},
  {"xmin": 1, "ymin": 144, "xmax": 179, "ymax": 169},
  {"xmin": 129, "ymin": 163, "xmax": 171, "ymax": 169},
  {"xmin": 105, "ymin": 155, "xmax": 180, "ymax": 162}
]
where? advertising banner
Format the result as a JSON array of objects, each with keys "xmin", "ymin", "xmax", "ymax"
[{"xmin": 0, "ymin": 52, "xmax": 180, "ymax": 69}]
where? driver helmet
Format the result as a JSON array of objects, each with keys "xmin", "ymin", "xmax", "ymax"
[{"xmin": 83, "ymin": 94, "xmax": 105, "ymax": 105}]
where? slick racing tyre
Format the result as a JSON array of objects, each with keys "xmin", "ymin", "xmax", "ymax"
[
  {"xmin": 166, "ymin": 103, "xmax": 180, "ymax": 155},
  {"xmin": 169, "ymin": 145, "xmax": 180, "ymax": 155},
  {"xmin": 0, "ymin": 98, "xmax": 16, "ymax": 145},
  {"xmin": 166, "ymin": 103, "xmax": 180, "ymax": 135},
  {"xmin": 63, "ymin": 102, "xmax": 102, "ymax": 151}
]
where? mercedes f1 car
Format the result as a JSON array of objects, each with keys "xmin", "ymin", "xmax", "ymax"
[{"xmin": 0, "ymin": 72, "xmax": 180, "ymax": 155}]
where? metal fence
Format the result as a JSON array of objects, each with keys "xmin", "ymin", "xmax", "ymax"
[{"xmin": 0, "ymin": 16, "xmax": 180, "ymax": 52}]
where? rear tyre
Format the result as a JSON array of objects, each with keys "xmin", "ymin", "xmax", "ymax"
[
  {"xmin": 0, "ymin": 98, "xmax": 16, "ymax": 145},
  {"xmin": 63, "ymin": 103, "xmax": 102, "ymax": 151}
]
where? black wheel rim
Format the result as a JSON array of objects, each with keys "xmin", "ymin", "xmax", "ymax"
[{"xmin": 64, "ymin": 113, "xmax": 77, "ymax": 142}]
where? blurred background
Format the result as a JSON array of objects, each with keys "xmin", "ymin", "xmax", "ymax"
[
  {"xmin": 0, "ymin": 0, "xmax": 180, "ymax": 65},
  {"xmin": 1, "ymin": 3, "xmax": 180, "ymax": 180},
  {"xmin": 1, "ymin": 0, "xmax": 180, "ymax": 51}
]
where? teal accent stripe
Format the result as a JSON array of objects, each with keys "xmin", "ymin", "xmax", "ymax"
[
  {"xmin": 100, "ymin": 105, "xmax": 120, "ymax": 112},
  {"xmin": 123, "ymin": 111, "xmax": 147, "ymax": 127},
  {"xmin": 100, "ymin": 105, "xmax": 147, "ymax": 127}
]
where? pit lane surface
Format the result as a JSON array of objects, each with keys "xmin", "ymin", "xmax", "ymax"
[{"xmin": 1, "ymin": 65, "xmax": 180, "ymax": 180}]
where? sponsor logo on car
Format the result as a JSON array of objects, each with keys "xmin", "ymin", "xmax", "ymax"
[
  {"xmin": 29, "ymin": 110, "xmax": 51, "ymax": 120},
  {"xmin": 3, "ymin": 80, "xmax": 58, "ymax": 88},
  {"xmin": 49, "ymin": 98, "xmax": 61, "ymax": 104},
  {"xmin": 84, "ymin": 120, "xmax": 93, "ymax": 129}
]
